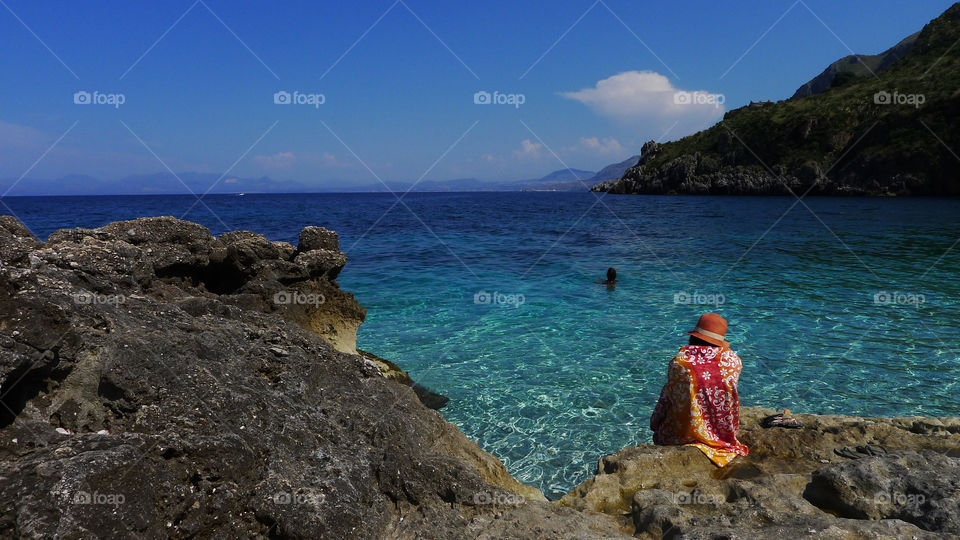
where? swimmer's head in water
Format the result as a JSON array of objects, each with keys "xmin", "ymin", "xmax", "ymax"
[{"xmin": 606, "ymin": 267, "xmax": 617, "ymax": 282}]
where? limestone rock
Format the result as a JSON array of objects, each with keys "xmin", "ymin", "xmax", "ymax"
[
  {"xmin": 297, "ymin": 226, "xmax": 339, "ymax": 253},
  {"xmin": 0, "ymin": 215, "xmax": 630, "ymax": 539},
  {"xmin": 561, "ymin": 407, "xmax": 960, "ymax": 537},
  {"xmin": 0, "ymin": 216, "xmax": 40, "ymax": 265},
  {"xmin": 805, "ymin": 450, "xmax": 960, "ymax": 534},
  {"xmin": 292, "ymin": 249, "xmax": 346, "ymax": 281}
]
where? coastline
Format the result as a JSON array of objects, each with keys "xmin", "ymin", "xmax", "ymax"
[
  {"xmin": 1, "ymin": 216, "xmax": 957, "ymax": 538},
  {"xmin": 589, "ymin": 141, "xmax": 948, "ymax": 197}
]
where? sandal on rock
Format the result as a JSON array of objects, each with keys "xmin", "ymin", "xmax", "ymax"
[
  {"xmin": 834, "ymin": 445, "xmax": 887, "ymax": 459},
  {"xmin": 834, "ymin": 446, "xmax": 862, "ymax": 459},
  {"xmin": 761, "ymin": 412, "xmax": 804, "ymax": 429},
  {"xmin": 855, "ymin": 444, "xmax": 887, "ymax": 456}
]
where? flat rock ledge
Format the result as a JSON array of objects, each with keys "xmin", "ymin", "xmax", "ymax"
[
  {"xmin": 561, "ymin": 407, "xmax": 960, "ymax": 538},
  {"xmin": 1, "ymin": 216, "xmax": 957, "ymax": 538}
]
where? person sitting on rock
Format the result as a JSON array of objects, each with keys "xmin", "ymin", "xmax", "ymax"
[{"xmin": 649, "ymin": 313, "xmax": 749, "ymax": 467}]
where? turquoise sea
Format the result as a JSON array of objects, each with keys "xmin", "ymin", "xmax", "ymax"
[{"xmin": 5, "ymin": 192, "xmax": 960, "ymax": 498}]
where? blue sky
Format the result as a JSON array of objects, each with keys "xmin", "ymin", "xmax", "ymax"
[{"xmin": 0, "ymin": 0, "xmax": 954, "ymax": 190}]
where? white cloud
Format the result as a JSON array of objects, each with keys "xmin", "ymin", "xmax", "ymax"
[
  {"xmin": 0, "ymin": 120, "xmax": 48, "ymax": 148},
  {"xmin": 573, "ymin": 136, "xmax": 623, "ymax": 155},
  {"xmin": 513, "ymin": 139, "xmax": 543, "ymax": 160},
  {"xmin": 560, "ymin": 71, "xmax": 725, "ymax": 126},
  {"xmin": 253, "ymin": 151, "xmax": 295, "ymax": 169},
  {"xmin": 319, "ymin": 152, "xmax": 355, "ymax": 169}
]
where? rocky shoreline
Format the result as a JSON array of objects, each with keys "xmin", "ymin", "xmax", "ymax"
[
  {"xmin": 563, "ymin": 407, "xmax": 960, "ymax": 538},
  {"xmin": 589, "ymin": 140, "xmax": 922, "ymax": 197},
  {"xmin": 1, "ymin": 216, "xmax": 957, "ymax": 538}
]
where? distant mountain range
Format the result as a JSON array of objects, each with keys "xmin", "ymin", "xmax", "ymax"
[
  {"xmin": 527, "ymin": 168, "xmax": 595, "ymax": 184},
  {"xmin": 792, "ymin": 31, "xmax": 920, "ymax": 99},
  {"xmin": 593, "ymin": 3, "xmax": 960, "ymax": 196},
  {"xmin": 588, "ymin": 155, "xmax": 641, "ymax": 184},
  {"xmin": 0, "ymin": 173, "xmax": 307, "ymax": 197},
  {"xmin": 519, "ymin": 168, "xmax": 595, "ymax": 191},
  {"xmin": 521, "ymin": 158, "xmax": 639, "ymax": 191},
  {"xmin": 0, "ymin": 163, "xmax": 645, "ymax": 196},
  {"xmin": 343, "ymin": 168, "xmax": 597, "ymax": 193}
]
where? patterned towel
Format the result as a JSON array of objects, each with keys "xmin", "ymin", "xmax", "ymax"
[{"xmin": 650, "ymin": 345, "xmax": 749, "ymax": 466}]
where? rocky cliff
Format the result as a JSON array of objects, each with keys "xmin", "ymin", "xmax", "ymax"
[
  {"xmin": 592, "ymin": 3, "xmax": 960, "ymax": 196},
  {"xmin": 1, "ymin": 216, "xmax": 957, "ymax": 538}
]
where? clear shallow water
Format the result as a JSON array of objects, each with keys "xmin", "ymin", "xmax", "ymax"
[{"xmin": 5, "ymin": 192, "xmax": 960, "ymax": 499}]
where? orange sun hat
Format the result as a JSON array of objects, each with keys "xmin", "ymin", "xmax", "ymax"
[{"xmin": 686, "ymin": 313, "xmax": 730, "ymax": 347}]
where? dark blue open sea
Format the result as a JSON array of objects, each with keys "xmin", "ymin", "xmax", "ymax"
[{"xmin": 4, "ymin": 192, "xmax": 959, "ymax": 498}]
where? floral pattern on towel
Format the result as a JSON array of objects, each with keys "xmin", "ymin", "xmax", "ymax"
[{"xmin": 650, "ymin": 345, "xmax": 749, "ymax": 467}]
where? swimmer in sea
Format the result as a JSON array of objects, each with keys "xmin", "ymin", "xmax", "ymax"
[{"xmin": 597, "ymin": 267, "xmax": 617, "ymax": 289}]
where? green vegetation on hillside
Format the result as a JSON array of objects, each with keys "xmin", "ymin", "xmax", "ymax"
[{"xmin": 599, "ymin": 3, "xmax": 960, "ymax": 195}]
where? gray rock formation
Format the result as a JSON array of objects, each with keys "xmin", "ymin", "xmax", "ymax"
[
  {"xmin": 561, "ymin": 407, "xmax": 960, "ymax": 538},
  {"xmin": 0, "ymin": 216, "xmax": 627, "ymax": 539},
  {"xmin": 296, "ymin": 226, "xmax": 339, "ymax": 253},
  {"xmin": 590, "ymin": 139, "xmax": 842, "ymax": 196},
  {"xmin": 806, "ymin": 450, "xmax": 960, "ymax": 535}
]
